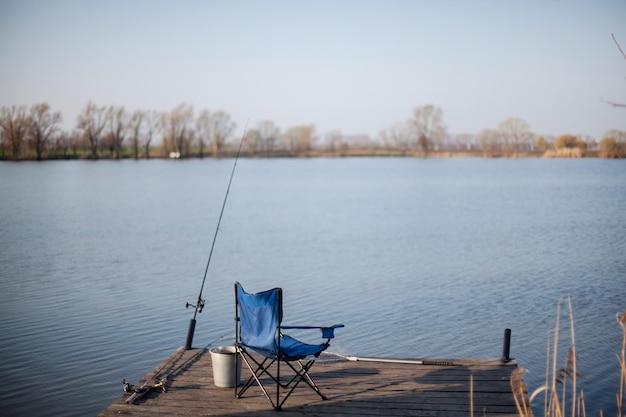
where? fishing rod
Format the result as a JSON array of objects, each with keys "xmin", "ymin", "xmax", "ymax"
[
  {"xmin": 185, "ymin": 124, "xmax": 247, "ymax": 350},
  {"xmin": 123, "ymin": 337, "xmax": 223, "ymax": 404},
  {"xmin": 345, "ymin": 356, "xmax": 457, "ymax": 366}
]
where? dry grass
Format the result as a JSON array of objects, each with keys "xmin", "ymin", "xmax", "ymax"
[
  {"xmin": 543, "ymin": 148, "xmax": 584, "ymax": 158},
  {"xmin": 512, "ymin": 296, "xmax": 626, "ymax": 417}
]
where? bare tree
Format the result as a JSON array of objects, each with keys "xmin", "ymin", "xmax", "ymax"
[
  {"xmin": 452, "ymin": 133, "xmax": 475, "ymax": 152},
  {"xmin": 0, "ymin": 105, "xmax": 29, "ymax": 159},
  {"xmin": 603, "ymin": 129, "xmax": 626, "ymax": 142},
  {"xmin": 208, "ymin": 110, "xmax": 236, "ymax": 157},
  {"xmin": 106, "ymin": 106, "xmax": 129, "ymax": 159},
  {"xmin": 410, "ymin": 104, "xmax": 446, "ymax": 155},
  {"xmin": 162, "ymin": 103, "xmax": 193, "ymax": 157},
  {"xmin": 498, "ymin": 117, "xmax": 533, "ymax": 156},
  {"xmin": 256, "ymin": 120, "xmax": 280, "ymax": 154},
  {"xmin": 379, "ymin": 121, "xmax": 413, "ymax": 153},
  {"xmin": 283, "ymin": 124, "xmax": 317, "ymax": 156},
  {"xmin": 54, "ymin": 131, "xmax": 70, "ymax": 158},
  {"xmin": 324, "ymin": 129, "xmax": 344, "ymax": 155},
  {"xmin": 144, "ymin": 110, "xmax": 160, "ymax": 159},
  {"xmin": 478, "ymin": 128, "xmax": 501, "ymax": 157},
  {"xmin": 345, "ymin": 134, "xmax": 375, "ymax": 150},
  {"xmin": 599, "ymin": 129, "xmax": 626, "ymax": 158},
  {"xmin": 77, "ymin": 101, "xmax": 107, "ymax": 159},
  {"xmin": 533, "ymin": 135, "xmax": 549, "ymax": 153},
  {"xmin": 28, "ymin": 103, "xmax": 62, "ymax": 160},
  {"xmin": 68, "ymin": 130, "xmax": 87, "ymax": 158},
  {"xmin": 129, "ymin": 110, "xmax": 145, "ymax": 160},
  {"xmin": 243, "ymin": 128, "xmax": 260, "ymax": 155},
  {"xmin": 195, "ymin": 109, "xmax": 211, "ymax": 158}
]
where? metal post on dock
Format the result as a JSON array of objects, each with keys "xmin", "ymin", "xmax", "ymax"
[{"xmin": 501, "ymin": 328, "xmax": 511, "ymax": 362}]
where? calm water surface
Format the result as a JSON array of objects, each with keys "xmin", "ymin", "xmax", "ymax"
[{"xmin": 0, "ymin": 158, "xmax": 624, "ymax": 416}]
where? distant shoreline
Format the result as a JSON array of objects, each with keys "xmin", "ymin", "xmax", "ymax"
[{"xmin": 0, "ymin": 147, "xmax": 611, "ymax": 161}]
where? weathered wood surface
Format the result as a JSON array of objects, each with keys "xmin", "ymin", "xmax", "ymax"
[{"xmin": 98, "ymin": 347, "xmax": 526, "ymax": 417}]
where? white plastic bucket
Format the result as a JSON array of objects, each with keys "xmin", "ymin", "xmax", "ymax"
[{"xmin": 209, "ymin": 346, "xmax": 241, "ymax": 388}]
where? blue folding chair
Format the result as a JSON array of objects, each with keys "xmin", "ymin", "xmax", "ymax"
[{"xmin": 234, "ymin": 282, "xmax": 343, "ymax": 410}]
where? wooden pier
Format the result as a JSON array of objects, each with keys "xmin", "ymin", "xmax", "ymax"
[{"xmin": 98, "ymin": 347, "xmax": 527, "ymax": 417}]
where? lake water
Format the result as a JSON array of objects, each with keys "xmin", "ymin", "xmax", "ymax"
[{"xmin": 0, "ymin": 158, "xmax": 624, "ymax": 416}]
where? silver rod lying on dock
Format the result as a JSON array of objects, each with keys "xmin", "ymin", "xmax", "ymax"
[{"xmin": 346, "ymin": 356, "xmax": 456, "ymax": 366}]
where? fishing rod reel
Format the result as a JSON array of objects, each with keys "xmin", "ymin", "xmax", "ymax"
[
  {"xmin": 150, "ymin": 377, "xmax": 167, "ymax": 393},
  {"xmin": 185, "ymin": 298, "xmax": 205, "ymax": 313},
  {"xmin": 123, "ymin": 379, "xmax": 133, "ymax": 393},
  {"xmin": 122, "ymin": 376, "xmax": 167, "ymax": 394}
]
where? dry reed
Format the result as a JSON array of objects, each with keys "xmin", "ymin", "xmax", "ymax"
[
  {"xmin": 543, "ymin": 148, "xmax": 584, "ymax": 158},
  {"xmin": 512, "ymin": 297, "xmax": 626, "ymax": 417}
]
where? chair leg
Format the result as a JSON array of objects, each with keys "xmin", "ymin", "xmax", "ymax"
[
  {"xmin": 292, "ymin": 359, "xmax": 328, "ymax": 399},
  {"xmin": 235, "ymin": 350, "xmax": 279, "ymax": 409},
  {"xmin": 275, "ymin": 359, "xmax": 328, "ymax": 409},
  {"xmin": 297, "ymin": 359, "xmax": 328, "ymax": 400},
  {"xmin": 235, "ymin": 351, "xmax": 328, "ymax": 411}
]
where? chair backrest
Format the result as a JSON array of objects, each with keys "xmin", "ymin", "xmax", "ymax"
[{"xmin": 235, "ymin": 282, "xmax": 283, "ymax": 355}]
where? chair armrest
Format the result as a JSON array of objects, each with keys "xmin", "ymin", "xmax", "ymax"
[
  {"xmin": 282, "ymin": 324, "xmax": 344, "ymax": 339},
  {"xmin": 281, "ymin": 324, "xmax": 344, "ymax": 330}
]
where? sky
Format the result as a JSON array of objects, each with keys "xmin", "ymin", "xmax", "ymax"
[{"xmin": 1, "ymin": 0, "xmax": 625, "ymax": 141}]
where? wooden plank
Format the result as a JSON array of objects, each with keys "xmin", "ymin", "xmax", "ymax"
[{"xmin": 98, "ymin": 348, "xmax": 527, "ymax": 417}]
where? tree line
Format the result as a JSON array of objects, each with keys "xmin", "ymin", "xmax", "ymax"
[{"xmin": 1, "ymin": 102, "xmax": 625, "ymax": 160}]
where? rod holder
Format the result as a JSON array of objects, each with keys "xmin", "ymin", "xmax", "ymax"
[
  {"xmin": 185, "ymin": 319, "xmax": 196, "ymax": 350},
  {"xmin": 502, "ymin": 328, "xmax": 511, "ymax": 362}
]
